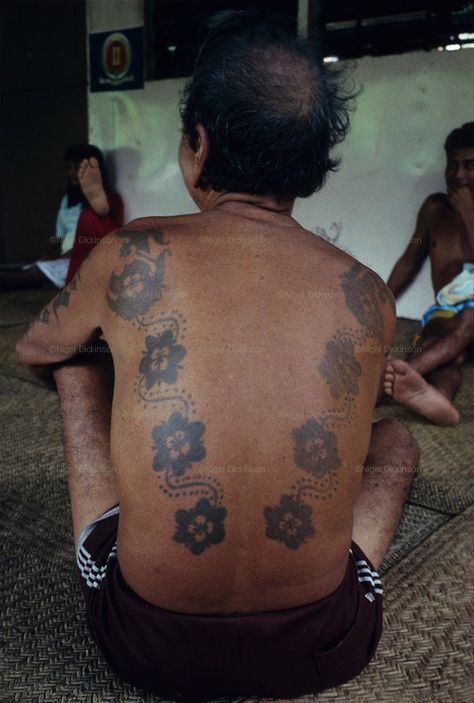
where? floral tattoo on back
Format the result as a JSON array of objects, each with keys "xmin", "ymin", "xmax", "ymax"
[
  {"xmin": 144, "ymin": 321, "xmax": 227, "ymax": 556},
  {"xmin": 263, "ymin": 416, "xmax": 341, "ymax": 549},
  {"xmin": 340, "ymin": 264, "xmax": 388, "ymax": 336},
  {"xmin": 106, "ymin": 229, "xmax": 170, "ymax": 322},
  {"xmin": 108, "ymin": 228, "xmax": 227, "ymax": 556},
  {"xmin": 264, "ymin": 263, "xmax": 391, "ymax": 550}
]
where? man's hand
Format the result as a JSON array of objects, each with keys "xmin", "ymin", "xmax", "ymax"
[{"xmin": 448, "ymin": 186, "xmax": 474, "ymax": 222}]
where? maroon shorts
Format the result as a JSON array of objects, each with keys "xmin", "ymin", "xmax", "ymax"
[{"xmin": 77, "ymin": 507, "xmax": 383, "ymax": 700}]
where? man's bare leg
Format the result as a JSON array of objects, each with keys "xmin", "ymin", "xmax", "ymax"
[
  {"xmin": 384, "ymin": 359, "xmax": 460, "ymax": 426},
  {"xmin": 352, "ymin": 419, "xmax": 419, "ymax": 569},
  {"xmin": 53, "ymin": 348, "xmax": 118, "ymax": 546},
  {"xmin": 408, "ymin": 309, "xmax": 474, "ymax": 376},
  {"xmin": 426, "ymin": 363, "xmax": 462, "ymax": 401},
  {"xmin": 78, "ymin": 157, "xmax": 109, "ymax": 216}
]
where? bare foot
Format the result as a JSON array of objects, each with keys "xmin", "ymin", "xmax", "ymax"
[
  {"xmin": 384, "ymin": 359, "xmax": 460, "ymax": 426},
  {"xmin": 78, "ymin": 157, "xmax": 109, "ymax": 216}
]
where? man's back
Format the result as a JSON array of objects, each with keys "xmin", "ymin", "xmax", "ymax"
[
  {"xmin": 16, "ymin": 12, "xmax": 421, "ymax": 695},
  {"xmin": 98, "ymin": 204, "xmax": 393, "ymax": 613}
]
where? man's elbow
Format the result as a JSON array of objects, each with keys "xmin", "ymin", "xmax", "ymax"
[
  {"xmin": 386, "ymin": 273, "xmax": 404, "ymax": 300},
  {"xmin": 16, "ymin": 336, "xmax": 31, "ymax": 365},
  {"xmin": 15, "ymin": 338, "xmax": 57, "ymax": 388},
  {"xmin": 15, "ymin": 336, "xmax": 54, "ymax": 367}
]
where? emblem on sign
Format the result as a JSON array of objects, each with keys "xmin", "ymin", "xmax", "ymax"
[
  {"xmin": 101, "ymin": 32, "xmax": 132, "ymax": 84},
  {"xmin": 90, "ymin": 27, "xmax": 144, "ymax": 92}
]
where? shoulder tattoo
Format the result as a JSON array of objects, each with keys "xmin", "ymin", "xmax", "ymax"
[
  {"xmin": 340, "ymin": 263, "xmax": 392, "ymax": 337},
  {"xmin": 106, "ymin": 229, "xmax": 171, "ymax": 322}
]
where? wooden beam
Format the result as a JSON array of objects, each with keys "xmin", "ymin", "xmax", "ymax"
[{"xmin": 298, "ymin": 0, "xmax": 322, "ymax": 39}]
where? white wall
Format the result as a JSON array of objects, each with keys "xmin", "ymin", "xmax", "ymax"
[
  {"xmin": 293, "ymin": 50, "xmax": 474, "ymax": 319},
  {"xmin": 87, "ymin": 1, "xmax": 474, "ymax": 319}
]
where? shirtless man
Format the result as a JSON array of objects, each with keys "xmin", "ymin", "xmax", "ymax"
[
  {"xmin": 16, "ymin": 13, "xmax": 419, "ymax": 699},
  {"xmin": 384, "ymin": 123, "xmax": 474, "ymax": 426}
]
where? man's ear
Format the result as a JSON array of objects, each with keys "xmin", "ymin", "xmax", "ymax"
[{"xmin": 193, "ymin": 123, "xmax": 210, "ymax": 188}]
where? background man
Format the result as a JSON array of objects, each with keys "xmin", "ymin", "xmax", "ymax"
[
  {"xmin": 16, "ymin": 12, "xmax": 419, "ymax": 699},
  {"xmin": 384, "ymin": 123, "xmax": 474, "ymax": 425},
  {"xmin": 0, "ymin": 144, "xmax": 123, "ymax": 290}
]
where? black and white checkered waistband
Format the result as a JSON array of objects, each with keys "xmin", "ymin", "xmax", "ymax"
[
  {"xmin": 76, "ymin": 505, "xmax": 120, "ymax": 590},
  {"xmin": 349, "ymin": 547, "xmax": 383, "ymax": 603},
  {"xmin": 355, "ymin": 558, "xmax": 383, "ymax": 600}
]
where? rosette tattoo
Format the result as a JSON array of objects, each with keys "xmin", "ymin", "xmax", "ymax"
[{"xmin": 117, "ymin": 228, "xmax": 227, "ymax": 556}]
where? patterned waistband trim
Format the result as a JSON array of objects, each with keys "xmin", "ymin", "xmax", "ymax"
[
  {"xmin": 356, "ymin": 558, "xmax": 383, "ymax": 595},
  {"xmin": 77, "ymin": 542, "xmax": 117, "ymax": 590}
]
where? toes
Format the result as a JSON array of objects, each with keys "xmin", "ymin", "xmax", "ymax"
[
  {"xmin": 383, "ymin": 376, "xmax": 394, "ymax": 395},
  {"xmin": 391, "ymin": 359, "xmax": 409, "ymax": 374},
  {"xmin": 78, "ymin": 159, "xmax": 89, "ymax": 177}
]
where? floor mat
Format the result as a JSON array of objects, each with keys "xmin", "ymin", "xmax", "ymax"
[{"xmin": 1, "ymin": 294, "xmax": 472, "ymax": 702}]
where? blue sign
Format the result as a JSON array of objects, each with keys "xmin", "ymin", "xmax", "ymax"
[{"xmin": 89, "ymin": 27, "xmax": 144, "ymax": 92}]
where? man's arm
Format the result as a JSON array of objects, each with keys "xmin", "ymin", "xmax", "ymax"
[
  {"xmin": 386, "ymin": 198, "xmax": 433, "ymax": 299},
  {"xmin": 16, "ymin": 237, "xmax": 112, "ymax": 380},
  {"xmin": 448, "ymin": 186, "xmax": 474, "ymax": 260}
]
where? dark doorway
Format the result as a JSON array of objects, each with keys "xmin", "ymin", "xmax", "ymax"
[{"xmin": 0, "ymin": 0, "xmax": 88, "ymax": 262}]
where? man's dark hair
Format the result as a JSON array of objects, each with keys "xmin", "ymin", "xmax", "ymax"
[
  {"xmin": 180, "ymin": 11, "xmax": 354, "ymax": 201},
  {"xmin": 444, "ymin": 123, "xmax": 474, "ymax": 153}
]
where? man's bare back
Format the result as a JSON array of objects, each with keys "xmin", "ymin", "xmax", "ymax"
[
  {"xmin": 23, "ymin": 203, "xmax": 392, "ymax": 613},
  {"xmin": 15, "ymin": 15, "xmax": 420, "ymax": 696}
]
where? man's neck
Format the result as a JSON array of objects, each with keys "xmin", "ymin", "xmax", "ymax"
[{"xmin": 197, "ymin": 189, "xmax": 295, "ymax": 217}]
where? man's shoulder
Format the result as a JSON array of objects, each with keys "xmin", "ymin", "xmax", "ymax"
[
  {"xmin": 414, "ymin": 193, "xmax": 450, "ymax": 233},
  {"xmin": 303, "ymin": 239, "xmax": 395, "ymax": 325},
  {"xmin": 299, "ymin": 235, "xmax": 390, "ymax": 302},
  {"xmin": 339, "ymin": 257, "xmax": 396, "ymax": 330},
  {"xmin": 342, "ymin": 256, "xmax": 391, "ymax": 297},
  {"xmin": 305, "ymin": 228, "xmax": 357, "ymax": 269},
  {"xmin": 320, "ymin": 245, "xmax": 383, "ymax": 286},
  {"xmin": 422, "ymin": 192, "xmax": 449, "ymax": 213},
  {"xmin": 92, "ymin": 216, "xmax": 183, "ymax": 248},
  {"xmin": 85, "ymin": 212, "xmax": 206, "ymax": 275}
]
